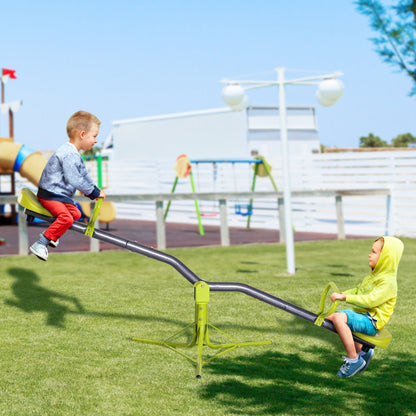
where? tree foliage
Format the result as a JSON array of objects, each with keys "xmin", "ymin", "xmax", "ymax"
[
  {"xmin": 359, "ymin": 133, "xmax": 389, "ymax": 147},
  {"xmin": 359, "ymin": 132, "xmax": 416, "ymax": 147},
  {"xmin": 355, "ymin": 0, "xmax": 416, "ymax": 95},
  {"xmin": 391, "ymin": 132, "xmax": 416, "ymax": 146}
]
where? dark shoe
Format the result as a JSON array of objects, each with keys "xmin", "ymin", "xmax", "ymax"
[
  {"xmin": 360, "ymin": 349, "xmax": 374, "ymax": 372},
  {"xmin": 337, "ymin": 356, "xmax": 365, "ymax": 378}
]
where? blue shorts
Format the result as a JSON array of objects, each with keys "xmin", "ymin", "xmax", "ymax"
[{"xmin": 337, "ymin": 310, "xmax": 377, "ymax": 336}]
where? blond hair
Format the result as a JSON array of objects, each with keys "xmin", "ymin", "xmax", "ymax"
[{"xmin": 66, "ymin": 111, "xmax": 101, "ymax": 139}]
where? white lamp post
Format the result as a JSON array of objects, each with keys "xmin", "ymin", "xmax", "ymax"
[{"xmin": 221, "ymin": 67, "xmax": 344, "ymax": 274}]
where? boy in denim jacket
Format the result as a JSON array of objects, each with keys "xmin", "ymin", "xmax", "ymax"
[{"xmin": 30, "ymin": 111, "xmax": 105, "ymax": 261}]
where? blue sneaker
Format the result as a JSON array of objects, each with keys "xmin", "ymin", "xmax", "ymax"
[
  {"xmin": 360, "ymin": 349, "xmax": 374, "ymax": 372},
  {"xmin": 337, "ymin": 356, "xmax": 366, "ymax": 378}
]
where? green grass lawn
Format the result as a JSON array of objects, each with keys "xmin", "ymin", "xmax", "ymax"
[{"xmin": 1, "ymin": 238, "xmax": 415, "ymax": 416}]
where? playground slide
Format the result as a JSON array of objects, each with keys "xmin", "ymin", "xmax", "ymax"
[{"xmin": 0, "ymin": 139, "xmax": 47, "ymax": 186}]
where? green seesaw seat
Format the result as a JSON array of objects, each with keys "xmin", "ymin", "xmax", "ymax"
[
  {"xmin": 314, "ymin": 282, "xmax": 392, "ymax": 349},
  {"xmin": 18, "ymin": 188, "xmax": 103, "ymax": 237},
  {"xmin": 18, "ymin": 188, "xmax": 54, "ymax": 217}
]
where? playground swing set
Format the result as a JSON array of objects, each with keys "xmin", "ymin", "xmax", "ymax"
[
  {"xmin": 18, "ymin": 187, "xmax": 392, "ymax": 378},
  {"xmin": 164, "ymin": 154, "xmax": 279, "ymax": 236}
]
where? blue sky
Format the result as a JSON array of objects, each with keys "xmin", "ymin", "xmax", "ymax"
[{"xmin": 0, "ymin": 0, "xmax": 414, "ymax": 151}]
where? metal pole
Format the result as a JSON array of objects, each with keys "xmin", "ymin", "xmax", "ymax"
[
  {"xmin": 9, "ymin": 108, "xmax": 13, "ymax": 138},
  {"xmin": 219, "ymin": 199, "xmax": 230, "ymax": 246},
  {"xmin": 18, "ymin": 205, "xmax": 28, "ymax": 255},
  {"xmin": 156, "ymin": 200, "xmax": 166, "ymax": 249},
  {"xmin": 335, "ymin": 195, "xmax": 346, "ymax": 240},
  {"xmin": 277, "ymin": 67, "xmax": 295, "ymax": 274}
]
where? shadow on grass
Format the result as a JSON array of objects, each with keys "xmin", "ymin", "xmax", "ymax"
[
  {"xmin": 5, "ymin": 267, "xmax": 85, "ymax": 328},
  {"xmin": 236, "ymin": 269, "xmax": 258, "ymax": 274},
  {"xmin": 200, "ymin": 347, "xmax": 416, "ymax": 415},
  {"xmin": 327, "ymin": 263, "xmax": 354, "ymax": 277},
  {"xmin": 281, "ymin": 315, "xmax": 340, "ymax": 349},
  {"xmin": 4, "ymin": 267, "xmax": 198, "ymax": 329}
]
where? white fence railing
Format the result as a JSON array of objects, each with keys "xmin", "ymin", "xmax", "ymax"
[
  {"xmin": 0, "ymin": 188, "xmax": 390, "ymax": 254},
  {"xmin": 99, "ymin": 151, "xmax": 414, "ymax": 237},
  {"xmin": 294, "ymin": 151, "xmax": 416, "ymax": 237},
  {"xmin": 5, "ymin": 149, "xmax": 415, "ymax": 238}
]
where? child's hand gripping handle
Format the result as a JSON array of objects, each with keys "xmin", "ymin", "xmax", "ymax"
[
  {"xmin": 84, "ymin": 197, "xmax": 104, "ymax": 237},
  {"xmin": 314, "ymin": 282, "xmax": 341, "ymax": 327}
]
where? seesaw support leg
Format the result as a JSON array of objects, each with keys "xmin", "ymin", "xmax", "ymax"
[{"xmin": 132, "ymin": 281, "xmax": 271, "ymax": 378}]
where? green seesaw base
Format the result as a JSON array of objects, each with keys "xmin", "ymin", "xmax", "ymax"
[{"xmin": 132, "ymin": 281, "xmax": 271, "ymax": 378}]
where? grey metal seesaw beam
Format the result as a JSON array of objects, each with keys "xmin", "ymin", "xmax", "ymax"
[{"xmin": 24, "ymin": 208, "xmax": 375, "ymax": 350}]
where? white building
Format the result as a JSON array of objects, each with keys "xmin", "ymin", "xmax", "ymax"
[{"xmin": 105, "ymin": 105, "xmax": 320, "ymax": 165}]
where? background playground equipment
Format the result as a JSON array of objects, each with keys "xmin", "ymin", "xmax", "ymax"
[
  {"xmin": 0, "ymin": 68, "xmax": 26, "ymax": 223},
  {"xmin": 80, "ymin": 154, "xmax": 116, "ymax": 229},
  {"xmin": 0, "ymin": 138, "xmax": 47, "ymax": 185},
  {"xmin": 164, "ymin": 154, "xmax": 279, "ymax": 235},
  {"xmin": 0, "ymin": 137, "xmax": 48, "ymax": 223},
  {"xmin": 18, "ymin": 187, "xmax": 390, "ymax": 377}
]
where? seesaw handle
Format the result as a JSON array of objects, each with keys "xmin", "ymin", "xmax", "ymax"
[
  {"xmin": 84, "ymin": 198, "xmax": 103, "ymax": 237},
  {"xmin": 314, "ymin": 282, "xmax": 340, "ymax": 327}
]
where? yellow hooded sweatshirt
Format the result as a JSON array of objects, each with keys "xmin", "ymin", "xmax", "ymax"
[{"xmin": 343, "ymin": 236, "xmax": 404, "ymax": 330}]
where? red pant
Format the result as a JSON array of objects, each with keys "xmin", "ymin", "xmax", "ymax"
[{"xmin": 38, "ymin": 197, "xmax": 81, "ymax": 242}]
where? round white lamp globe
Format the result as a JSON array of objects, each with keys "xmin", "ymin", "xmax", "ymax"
[
  {"xmin": 229, "ymin": 94, "xmax": 248, "ymax": 112},
  {"xmin": 222, "ymin": 84, "xmax": 246, "ymax": 107},
  {"xmin": 317, "ymin": 78, "xmax": 344, "ymax": 107},
  {"xmin": 316, "ymin": 90, "xmax": 337, "ymax": 107}
]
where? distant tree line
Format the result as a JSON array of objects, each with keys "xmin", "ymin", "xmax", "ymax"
[{"xmin": 359, "ymin": 132, "xmax": 416, "ymax": 147}]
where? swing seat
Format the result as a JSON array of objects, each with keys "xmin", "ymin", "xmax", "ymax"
[
  {"xmin": 235, "ymin": 203, "xmax": 253, "ymax": 216},
  {"xmin": 353, "ymin": 327, "xmax": 392, "ymax": 349}
]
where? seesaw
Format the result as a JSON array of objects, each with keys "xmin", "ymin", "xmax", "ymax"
[{"xmin": 17, "ymin": 188, "xmax": 391, "ymax": 378}]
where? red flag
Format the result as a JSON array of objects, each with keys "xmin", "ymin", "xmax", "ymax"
[{"xmin": 2, "ymin": 68, "xmax": 17, "ymax": 79}]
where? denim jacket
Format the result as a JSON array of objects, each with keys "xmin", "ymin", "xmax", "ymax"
[{"xmin": 37, "ymin": 142, "xmax": 100, "ymax": 204}]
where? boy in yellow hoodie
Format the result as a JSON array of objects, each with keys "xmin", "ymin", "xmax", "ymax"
[{"xmin": 327, "ymin": 236, "xmax": 404, "ymax": 378}]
